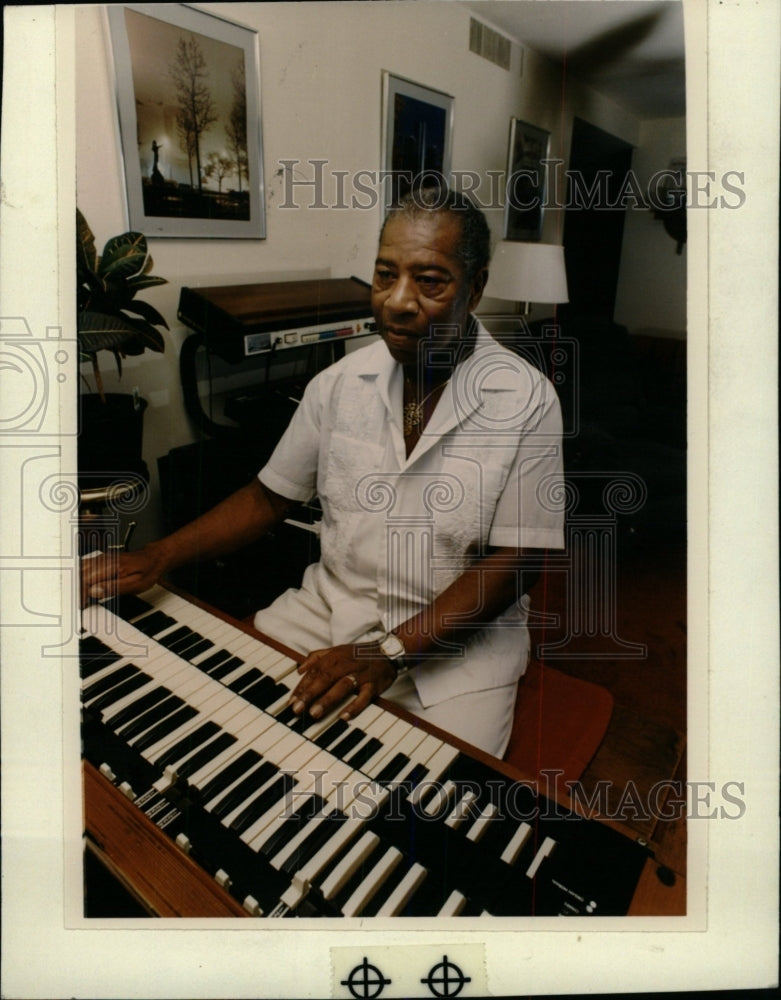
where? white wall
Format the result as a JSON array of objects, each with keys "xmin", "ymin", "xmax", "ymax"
[
  {"xmin": 614, "ymin": 115, "xmax": 687, "ymax": 337},
  {"xmin": 76, "ymin": 1, "xmax": 657, "ymax": 542}
]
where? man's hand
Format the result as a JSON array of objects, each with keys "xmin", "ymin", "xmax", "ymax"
[
  {"xmin": 290, "ymin": 643, "xmax": 398, "ymax": 721},
  {"xmin": 80, "ymin": 543, "xmax": 170, "ymax": 607}
]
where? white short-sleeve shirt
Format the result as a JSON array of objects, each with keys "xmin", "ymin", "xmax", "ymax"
[{"xmin": 257, "ymin": 321, "xmax": 564, "ymax": 706}]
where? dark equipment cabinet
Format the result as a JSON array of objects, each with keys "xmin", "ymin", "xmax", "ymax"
[{"xmin": 157, "ymin": 278, "xmax": 374, "ymax": 620}]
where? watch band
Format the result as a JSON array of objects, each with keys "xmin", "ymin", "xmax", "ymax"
[{"xmin": 378, "ymin": 632, "xmax": 409, "ymax": 675}]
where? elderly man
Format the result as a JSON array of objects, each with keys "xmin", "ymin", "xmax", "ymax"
[{"xmin": 82, "ymin": 187, "xmax": 564, "ymax": 757}]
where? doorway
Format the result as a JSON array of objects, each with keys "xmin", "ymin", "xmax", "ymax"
[{"xmin": 560, "ymin": 117, "xmax": 634, "ymax": 320}]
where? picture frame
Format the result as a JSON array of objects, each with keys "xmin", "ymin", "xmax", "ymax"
[
  {"xmin": 381, "ymin": 71, "xmax": 454, "ymax": 208},
  {"xmin": 503, "ymin": 117, "xmax": 550, "ymax": 241},
  {"xmin": 106, "ymin": 3, "xmax": 266, "ymax": 239}
]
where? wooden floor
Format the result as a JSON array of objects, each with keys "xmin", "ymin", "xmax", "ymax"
[{"xmin": 526, "ymin": 530, "xmax": 688, "ymax": 907}]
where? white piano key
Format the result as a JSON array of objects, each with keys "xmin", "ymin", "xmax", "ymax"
[
  {"xmin": 255, "ymin": 650, "xmax": 298, "ymax": 684},
  {"xmin": 360, "ymin": 718, "xmax": 423, "ymax": 777},
  {"xmin": 422, "ymin": 778, "xmax": 459, "ymax": 817},
  {"xmin": 184, "ymin": 713, "xmax": 273, "ymax": 790},
  {"xmin": 465, "ymin": 802, "xmax": 499, "ymax": 843},
  {"xmin": 244, "ymin": 747, "xmax": 349, "ymax": 853},
  {"xmin": 500, "ymin": 821, "xmax": 533, "ymax": 866},
  {"xmin": 444, "ymin": 789, "xmax": 478, "ymax": 829},
  {"xmin": 218, "ymin": 767, "xmax": 282, "ymax": 829},
  {"xmin": 341, "ymin": 846, "xmax": 403, "ymax": 916},
  {"xmin": 375, "ymin": 862, "xmax": 428, "ymax": 917},
  {"xmin": 298, "ymin": 786, "xmax": 390, "ymax": 886},
  {"xmin": 406, "ymin": 741, "xmax": 459, "ymax": 808},
  {"xmin": 319, "ymin": 831, "xmax": 380, "ymax": 900},
  {"xmin": 438, "ymin": 889, "xmax": 467, "ymax": 916},
  {"xmin": 99, "ymin": 657, "xmax": 198, "ymax": 722},
  {"xmin": 525, "ymin": 836, "xmax": 556, "ymax": 879}
]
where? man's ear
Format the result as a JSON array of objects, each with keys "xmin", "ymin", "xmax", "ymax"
[{"xmin": 468, "ymin": 267, "xmax": 489, "ymax": 310}]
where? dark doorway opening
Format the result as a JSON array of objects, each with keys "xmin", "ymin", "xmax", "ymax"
[{"xmin": 560, "ymin": 117, "xmax": 634, "ymax": 321}]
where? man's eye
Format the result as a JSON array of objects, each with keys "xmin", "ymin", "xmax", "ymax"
[
  {"xmin": 417, "ymin": 276, "xmax": 444, "ymax": 291},
  {"xmin": 374, "ymin": 269, "xmax": 394, "ymax": 285}
]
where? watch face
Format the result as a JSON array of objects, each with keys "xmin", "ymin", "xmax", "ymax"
[{"xmin": 381, "ymin": 635, "xmax": 405, "ymax": 659}]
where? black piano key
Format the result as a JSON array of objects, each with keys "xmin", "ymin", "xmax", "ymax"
[
  {"xmin": 312, "ymin": 717, "xmax": 349, "ymax": 749},
  {"xmin": 226, "ymin": 667, "xmax": 264, "ymax": 693},
  {"xmin": 210, "ymin": 760, "xmax": 278, "ymax": 818},
  {"xmin": 82, "ymin": 662, "xmax": 140, "ymax": 703},
  {"xmin": 257, "ymin": 793, "xmax": 328, "ymax": 858},
  {"xmin": 196, "ymin": 748, "xmax": 263, "ymax": 802},
  {"xmin": 157, "ymin": 625, "xmax": 195, "ymax": 651},
  {"xmin": 106, "ymin": 686, "xmax": 171, "ymax": 730},
  {"xmin": 207, "ymin": 655, "xmax": 246, "ymax": 681},
  {"xmin": 102, "ymin": 593, "xmax": 154, "ymax": 621},
  {"xmin": 79, "ymin": 636, "xmax": 122, "ymax": 677},
  {"xmin": 131, "ymin": 704, "xmax": 199, "ymax": 752},
  {"xmin": 116, "ymin": 694, "xmax": 186, "ymax": 742},
  {"xmin": 166, "ymin": 630, "xmax": 213, "ymax": 661},
  {"xmin": 229, "ymin": 774, "xmax": 295, "ymax": 835},
  {"xmin": 241, "ymin": 676, "xmax": 284, "ymax": 711},
  {"xmin": 181, "ymin": 638, "xmax": 214, "ymax": 661},
  {"xmin": 328, "ymin": 728, "xmax": 366, "ymax": 760},
  {"xmin": 280, "ymin": 808, "xmax": 348, "ymax": 875},
  {"xmin": 273, "ymin": 704, "xmax": 298, "ymax": 727},
  {"xmin": 153, "ymin": 721, "xmax": 221, "ymax": 769},
  {"xmin": 344, "ymin": 737, "xmax": 384, "ymax": 771},
  {"xmin": 374, "ymin": 751, "xmax": 411, "ymax": 785},
  {"xmin": 132, "ymin": 610, "xmax": 178, "ymax": 637},
  {"xmin": 175, "ymin": 732, "xmax": 238, "ymax": 780},
  {"xmin": 195, "ymin": 648, "xmax": 235, "ymax": 675},
  {"xmin": 86, "ymin": 671, "xmax": 151, "ymax": 714}
]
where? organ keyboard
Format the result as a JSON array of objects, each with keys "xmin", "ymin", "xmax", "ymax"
[{"xmin": 80, "ymin": 585, "xmax": 655, "ymax": 918}]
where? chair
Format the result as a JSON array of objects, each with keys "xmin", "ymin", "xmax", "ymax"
[{"xmin": 503, "ymin": 660, "xmax": 614, "ymax": 786}]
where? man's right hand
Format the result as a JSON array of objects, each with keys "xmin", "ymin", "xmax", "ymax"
[
  {"xmin": 80, "ymin": 542, "xmax": 170, "ymax": 607},
  {"xmin": 79, "ymin": 479, "xmax": 292, "ymax": 608}
]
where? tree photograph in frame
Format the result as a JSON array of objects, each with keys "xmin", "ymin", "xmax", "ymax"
[
  {"xmin": 106, "ymin": 3, "xmax": 266, "ymax": 238},
  {"xmin": 503, "ymin": 117, "xmax": 550, "ymax": 241},
  {"xmin": 381, "ymin": 71, "xmax": 454, "ymax": 207}
]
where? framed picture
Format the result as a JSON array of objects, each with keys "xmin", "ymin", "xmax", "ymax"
[
  {"xmin": 381, "ymin": 71, "xmax": 454, "ymax": 208},
  {"xmin": 106, "ymin": 3, "xmax": 265, "ymax": 239},
  {"xmin": 503, "ymin": 118, "xmax": 550, "ymax": 241}
]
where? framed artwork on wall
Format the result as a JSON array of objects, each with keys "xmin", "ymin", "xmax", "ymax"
[
  {"xmin": 381, "ymin": 71, "xmax": 454, "ymax": 208},
  {"xmin": 106, "ymin": 3, "xmax": 266, "ymax": 239},
  {"xmin": 503, "ymin": 117, "xmax": 550, "ymax": 241}
]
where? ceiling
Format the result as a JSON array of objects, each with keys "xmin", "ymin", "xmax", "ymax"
[{"xmin": 461, "ymin": 0, "xmax": 686, "ymax": 119}]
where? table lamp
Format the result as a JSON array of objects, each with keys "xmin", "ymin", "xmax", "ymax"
[{"xmin": 484, "ymin": 241, "xmax": 569, "ymax": 315}]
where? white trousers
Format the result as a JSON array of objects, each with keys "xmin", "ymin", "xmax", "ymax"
[{"xmin": 255, "ymin": 595, "xmax": 518, "ymax": 759}]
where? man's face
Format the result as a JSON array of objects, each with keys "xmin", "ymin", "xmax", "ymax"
[{"xmin": 371, "ymin": 212, "xmax": 487, "ymax": 369}]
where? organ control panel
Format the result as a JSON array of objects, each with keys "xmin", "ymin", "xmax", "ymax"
[{"xmin": 177, "ymin": 276, "xmax": 376, "ymax": 364}]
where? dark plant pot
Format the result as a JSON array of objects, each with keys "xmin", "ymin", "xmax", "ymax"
[{"xmin": 79, "ymin": 392, "xmax": 149, "ymax": 485}]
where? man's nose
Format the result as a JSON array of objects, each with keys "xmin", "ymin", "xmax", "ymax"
[{"xmin": 385, "ymin": 275, "xmax": 419, "ymax": 314}]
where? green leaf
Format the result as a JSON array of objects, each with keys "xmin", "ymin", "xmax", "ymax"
[
  {"xmin": 122, "ymin": 299, "xmax": 169, "ymax": 329},
  {"xmin": 126, "ymin": 274, "xmax": 168, "ymax": 294},
  {"xmin": 117, "ymin": 316, "xmax": 166, "ymax": 352},
  {"xmin": 97, "ymin": 232, "xmax": 150, "ymax": 287},
  {"xmin": 76, "ymin": 208, "xmax": 98, "ymax": 274}
]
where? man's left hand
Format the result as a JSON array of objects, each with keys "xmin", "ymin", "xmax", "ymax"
[{"xmin": 290, "ymin": 643, "xmax": 397, "ymax": 721}]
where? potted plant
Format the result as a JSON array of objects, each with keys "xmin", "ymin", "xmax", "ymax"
[{"xmin": 77, "ymin": 208, "xmax": 169, "ymax": 481}]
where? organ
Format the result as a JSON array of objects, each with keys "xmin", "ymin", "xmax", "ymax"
[{"xmin": 81, "ymin": 584, "xmax": 661, "ymax": 918}]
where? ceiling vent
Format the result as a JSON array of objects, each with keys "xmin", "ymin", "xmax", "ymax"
[{"xmin": 469, "ymin": 17, "xmax": 512, "ymax": 71}]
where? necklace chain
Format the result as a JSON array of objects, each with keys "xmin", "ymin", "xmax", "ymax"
[{"xmin": 403, "ymin": 379, "xmax": 449, "ymax": 436}]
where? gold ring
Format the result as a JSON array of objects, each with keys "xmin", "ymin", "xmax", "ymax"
[{"xmin": 345, "ymin": 674, "xmax": 358, "ymax": 692}]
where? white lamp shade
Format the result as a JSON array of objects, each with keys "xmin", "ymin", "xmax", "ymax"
[{"xmin": 485, "ymin": 241, "xmax": 569, "ymax": 304}]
